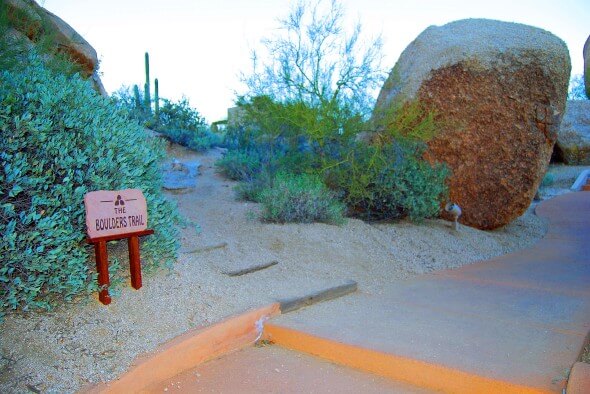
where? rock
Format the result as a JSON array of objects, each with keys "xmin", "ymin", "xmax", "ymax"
[
  {"xmin": 162, "ymin": 159, "xmax": 201, "ymax": 193},
  {"xmin": 4, "ymin": 0, "xmax": 106, "ymax": 95},
  {"xmin": 554, "ymin": 100, "xmax": 590, "ymax": 164},
  {"xmin": 584, "ymin": 35, "xmax": 590, "ymax": 98},
  {"xmin": 373, "ymin": 18, "xmax": 571, "ymax": 230}
]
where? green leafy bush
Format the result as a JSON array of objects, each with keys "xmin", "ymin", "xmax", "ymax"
[
  {"xmin": 259, "ymin": 173, "xmax": 345, "ymax": 224},
  {"xmin": 568, "ymin": 74, "xmax": 589, "ymax": 101},
  {"xmin": 155, "ymin": 97, "xmax": 205, "ymax": 132},
  {"xmin": 234, "ymin": 177, "xmax": 267, "ymax": 202},
  {"xmin": 326, "ymin": 142, "xmax": 449, "ymax": 222},
  {"xmin": 158, "ymin": 126, "xmax": 219, "ymax": 151},
  {"xmin": 220, "ymin": 1, "xmax": 449, "ymax": 224},
  {"xmin": 215, "ymin": 150, "xmax": 263, "ymax": 181},
  {"xmin": 111, "ymin": 86, "xmax": 153, "ymax": 125},
  {"xmin": 112, "ymin": 90, "xmax": 220, "ymax": 151},
  {"xmin": 0, "ymin": 53, "xmax": 178, "ymax": 313},
  {"xmin": 153, "ymin": 98, "xmax": 220, "ymax": 151},
  {"xmin": 541, "ymin": 172, "xmax": 555, "ymax": 187}
]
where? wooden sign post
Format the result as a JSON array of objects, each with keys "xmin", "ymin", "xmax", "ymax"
[{"xmin": 84, "ymin": 189, "xmax": 153, "ymax": 305}]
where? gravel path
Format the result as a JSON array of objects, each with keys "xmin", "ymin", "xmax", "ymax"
[{"xmin": 0, "ymin": 144, "xmax": 554, "ymax": 393}]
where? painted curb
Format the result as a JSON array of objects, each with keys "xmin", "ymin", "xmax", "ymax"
[
  {"xmin": 264, "ymin": 323, "xmax": 553, "ymax": 394},
  {"xmin": 83, "ymin": 303, "xmax": 280, "ymax": 393}
]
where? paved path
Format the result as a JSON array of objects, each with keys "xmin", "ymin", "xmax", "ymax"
[
  {"xmin": 270, "ymin": 191, "xmax": 590, "ymax": 393},
  {"xmin": 144, "ymin": 192, "xmax": 589, "ymax": 393},
  {"xmin": 146, "ymin": 346, "xmax": 431, "ymax": 393}
]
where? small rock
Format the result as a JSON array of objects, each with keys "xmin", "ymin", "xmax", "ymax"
[{"xmin": 162, "ymin": 159, "xmax": 201, "ymax": 193}]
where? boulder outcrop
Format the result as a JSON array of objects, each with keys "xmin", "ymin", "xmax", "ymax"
[
  {"xmin": 373, "ymin": 18, "xmax": 571, "ymax": 229},
  {"xmin": 554, "ymin": 100, "xmax": 590, "ymax": 165},
  {"xmin": 584, "ymin": 35, "xmax": 590, "ymax": 98},
  {"xmin": 4, "ymin": 0, "xmax": 106, "ymax": 95}
]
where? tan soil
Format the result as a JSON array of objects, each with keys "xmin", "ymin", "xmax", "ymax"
[
  {"xmin": 537, "ymin": 163, "xmax": 589, "ymax": 199},
  {"xmin": 0, "ymin": 143, "xmax": 560, "ymax": 393}
]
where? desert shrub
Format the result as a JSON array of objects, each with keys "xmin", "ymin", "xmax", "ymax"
[
  {"xmin": 568, "ymin": 74, "xmax": 588, "ymax": 100},
  {"xmin": 0, "ymin": 53, "xmax": 178, "ymax": 314},
  {"xmin": 155, "ymin": 97, "xmax": 204, "ymax": 131},
  {"xmin": 158, "ymin": 126, "xmax": 219, "ymax": 151},
  {"xmin": 152, "ymin": 98, "xmax": 220, "ymax": 151},
  {"xmin": 222, "ymin": 0, "xmax": 448, "ymax": 224},
  {"xmin": 326, "ymin": 142, "xmax": 449, "ymax": 222},
  {"xmin": 541, "ymin": 172, "xmax": 555, "ymax": 187},
  {"xmin": 234, "ymin": 177, "xmax": 267, "ymax": 202},
  {"xmin": 112, "ymin": 90, "xmax": 220, "ymax": 151},
  {"xmin": 111, "ymin": 86, "xmax": 153, "ymax": 125},
  {"xmin": 259, "ymin": 172, "xmax": 345, "ymax": 224},
  {"xmin": 371, "ymin": 100, "xmax": 440, "ymax": 143},
  {"xmin": 215, "ymin": 150, "xmax": 263, "ymax": 181}
]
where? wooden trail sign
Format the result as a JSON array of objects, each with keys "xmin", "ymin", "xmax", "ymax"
[{"xmin": 84, "ymin": 189, "xmax": 153, "ymax": 305}]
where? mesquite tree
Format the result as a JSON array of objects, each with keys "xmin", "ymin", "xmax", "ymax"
[{"xmin": 240, "ymin": 0, "xmax": 385, "ymax": 175}]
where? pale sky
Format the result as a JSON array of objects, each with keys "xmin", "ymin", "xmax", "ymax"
[{"xmin": 41, "ymin": 0, "xmax": 589, "ymax": 123}]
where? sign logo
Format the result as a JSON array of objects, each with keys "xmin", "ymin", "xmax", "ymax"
[{"xmin": 84, "ymin": 189, "xmax": 148, "ymax": 238}]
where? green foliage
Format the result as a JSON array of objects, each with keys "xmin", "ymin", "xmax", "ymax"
[
  {"xmin": 371, "ymin": 100, "xmax": 439, "ymax": 143},
  {"xmin": 144, "ymin": 52, "xmax": 151, "ymax": 111},
  {"xmin": 234, "ymin": 177, "xmax": 267, "ymax": 202},
  {"xmin": 220, "ymin": 97, "xmax": 448, "ymax": 223},
  {"xmin": 154, "ymin": 98, "xmax": 220, "ymax": 151},
  {"xmin": 155, "ymin": 97, "xmax": 207, "ymax": 133},
  {"xmin": 154, "ymin": 78, "xmax": 160, "ymax": 118},
  {"xmin": 112, "ymin": 85, "xmax": 151, "ymax": 124},
  {"xmin": 111, "ymin": 89, "xmax": 219, "ymax": 151},
  {"xmin": 259, "ymin": 173, "xmax": 345, "ymax": 224},
  {"xmin": 326, "ymin": 142, "xmax": 449, "ymax": 222},
  {"xmin": 541, "ymin": 172, "xmax": 555, "ymax": 187},
  {"xmin": 215, "ymin": 151, "xmax": 263, "ymax": 181},
  {"xmin": 133, "ymin": 84, "xmax": 142, "ymax": 109},
  {"xmin": 0, "ymin": 53, "xmax": 178, "ymax": 313},
  {"xmin": 242, "ymin": 0, "xmax": 385, "ymax": 119},
  {"xmin": 568, "ymin": 74, "xmax": 589, "ymax": 100},
  {"xmin": 221, "ymin": 0, "xmax": 448, "ymax": 224}
]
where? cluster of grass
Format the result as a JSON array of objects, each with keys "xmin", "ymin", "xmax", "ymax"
[
  {"xmin": 0, "ymin": 10, "xmax": 178, "ymax": 316},
  {"xmin": 217, "ymin": 97, "xmax": 449, "ymax": 225},
  {"xmin": 259, "ymin": 173, "xmax": 346, "ymax": 224}
]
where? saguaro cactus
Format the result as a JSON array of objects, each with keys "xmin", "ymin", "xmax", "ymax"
[
  {"xmin": 144, "ymin": 52, "xmax": 151, "ymax": 112},
  {"xmin": 133, "ymin": 84, "xmax": 141, "ymax": 110},
  {"xmin": 154, "ymin": 78, "xmax": 159, "ymax": 118}
]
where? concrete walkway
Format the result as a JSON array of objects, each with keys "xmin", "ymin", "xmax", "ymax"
[
  {"xmin": 146, "ymin": 346, "xmax": 432, "ymax": 393},
  {"xmin": 268, "ymin": 191, "xmax": 590, "ymax": 393},
  {"xmin": 136, "ymin": 192, "xmax": 589, "ymax": 393}
]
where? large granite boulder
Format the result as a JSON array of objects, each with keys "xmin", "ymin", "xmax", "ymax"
[
  {"xmin": 4, "ymin": 0, "xmax": 106, "ymax": 95},
  {"xmin": 373, "ymin": 19, "xmax": 570, "ymax": 230},
  {"xmin": 554, "ymin": 100, "xmax": 590, "ymax": 164},
  {"xmin": 584, "ymin": 35, "xmax": 590, "ymax": 99}
]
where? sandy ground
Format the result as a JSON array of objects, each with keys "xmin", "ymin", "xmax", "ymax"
[{"xmin": 2, "ymin": 143, "xmax": 583, "ymax": 393}]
